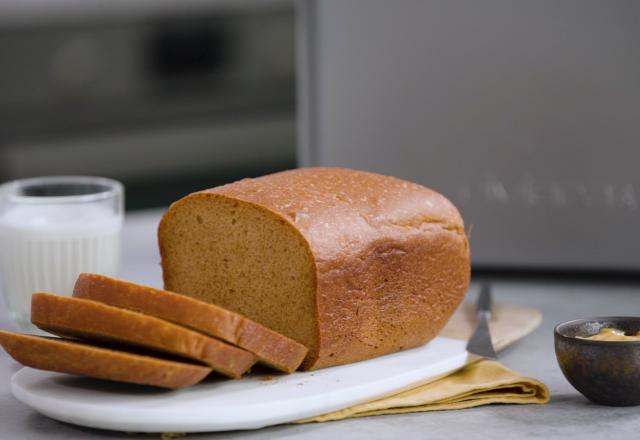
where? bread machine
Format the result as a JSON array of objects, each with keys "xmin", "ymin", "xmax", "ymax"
[{"xmin": 297, "ymin": 0, "xmax": 640, "ymax": 272}]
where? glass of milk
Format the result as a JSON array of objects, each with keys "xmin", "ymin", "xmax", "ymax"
[{"xmin": 0, "ymin": 176, "xmax": 123, "ymax": 333}]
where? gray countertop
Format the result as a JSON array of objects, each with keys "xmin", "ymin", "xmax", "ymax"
[{"xmin": 1, "ymin": 210, "xmax": 640, "ymax": 439}]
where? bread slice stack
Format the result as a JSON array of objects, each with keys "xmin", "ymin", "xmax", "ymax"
[{"xmin": 0, "ymin": 274, "xmax": 308, "ymax": 389}]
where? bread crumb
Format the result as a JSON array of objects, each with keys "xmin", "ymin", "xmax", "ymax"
[{"xmin": 262, "ymin": 375, "xmax": 274, "ymax": 381}]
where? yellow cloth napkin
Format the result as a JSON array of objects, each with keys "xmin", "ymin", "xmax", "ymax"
[{"xmin": 297, "ymin": 360, "xmax": 549, "ymax": 423}]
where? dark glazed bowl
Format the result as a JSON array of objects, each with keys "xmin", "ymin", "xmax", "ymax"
[{"xmin": 555, "ymin": 317, "xmax": 640, "ymax": 406}]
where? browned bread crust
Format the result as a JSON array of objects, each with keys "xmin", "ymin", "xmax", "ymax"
[
  {"xmin": 159, "ymin": 167, "xmax": 470, "ymax": 370},
  {"xmin": 73, "ymin": 273, "xmax": 308, "ymax": 373},
  {"xmin": 31, "ymin": 293, "xmax": 256, "ymax": 378},
  {"xmin": 0, "ymin": 331, "xmax": 211, "ymax": 389}
]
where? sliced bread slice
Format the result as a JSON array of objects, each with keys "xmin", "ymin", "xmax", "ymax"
[
  {"xmin": 73, "ymin": 273, "xmax": 308, "ymax": 373},
  {"xmin": 0, "ymin": 331, "xmax": 211, "ymax": 389},
  {"xmin": 31, "ymin": 293, "xmax": 256, "ymax": 378}
]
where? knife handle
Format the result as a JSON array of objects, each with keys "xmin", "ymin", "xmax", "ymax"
[{"xmin": 477, "ymin": 284, "xmax": 493, "ymax": 320}]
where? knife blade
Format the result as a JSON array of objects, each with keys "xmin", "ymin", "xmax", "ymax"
[{"xmin": 466, "ymin": 283, "xmax": 497, "ymax": 360}]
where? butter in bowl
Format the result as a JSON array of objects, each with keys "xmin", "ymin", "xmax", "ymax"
[{"xmin": 554, "ymin": 317, "xmax": 640, "ymax": 406}]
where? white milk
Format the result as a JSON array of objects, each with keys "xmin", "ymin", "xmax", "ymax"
[{"xmin": 0, "ymin": 204, "xmax": 122, "ymax": 331}]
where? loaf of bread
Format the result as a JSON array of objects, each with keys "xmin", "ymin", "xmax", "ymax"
[
  {"xmin": 159, "ymin": 167, "xmax": 470, "ymax": 370},
  {"xmin": 31, "ymin": 293, "xmax": 256, "ymax": 378},
  {"xmin": 0, "ymin": 331, "xmax": 212, "ymax": 389},
  {"xmin": 73, "ymin": 273, "xmax": 308, "ymax": 373}
]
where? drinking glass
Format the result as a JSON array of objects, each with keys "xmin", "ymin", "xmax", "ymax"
[{"xmin": 0, "ymin": 176, "xmax": 123, "ymax": 332}]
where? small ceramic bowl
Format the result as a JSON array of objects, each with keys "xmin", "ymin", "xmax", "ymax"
[{"xmin": 555, "ymin": 317, "xmax": 640, "ymax": 406}]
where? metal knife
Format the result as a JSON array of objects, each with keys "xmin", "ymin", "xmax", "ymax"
[{"xmin": 466, "ymin": 283, "xmax": 497, "ymax": 360}]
